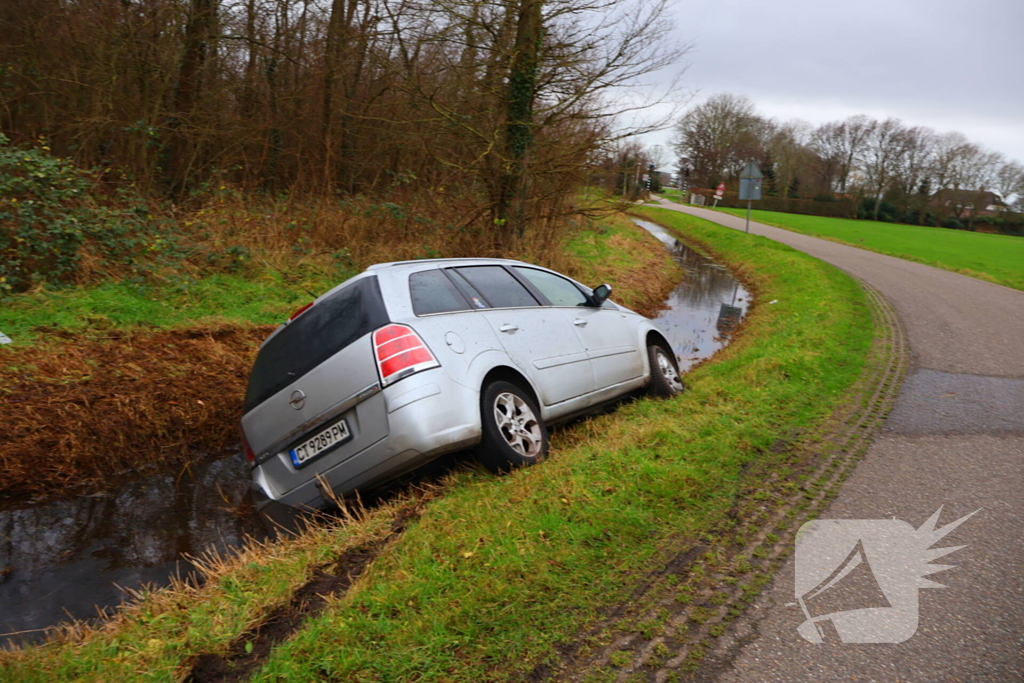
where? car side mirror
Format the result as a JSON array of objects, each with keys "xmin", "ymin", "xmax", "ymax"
[{"xmin": 591, "ymin": 283, "xmax": 612, "ymax": 306}]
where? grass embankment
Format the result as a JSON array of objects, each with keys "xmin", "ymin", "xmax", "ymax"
[
  {"xmin": 0, "ymin": 208, "xmax": 874, "ymax": 681},
  {"xmin": 717, "ymin": 207, "xmax": 1024, "ymax": 291},
  {"xmin": 0, "ymin": 214, "xmax": 678, "ymax": 499},
  {"xmin": 562, "ymin": 211, "xmax": 682, "ymax": 317}
]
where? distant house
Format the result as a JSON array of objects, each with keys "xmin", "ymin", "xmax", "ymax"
[{"xmin": 933, "ymin": 189, "xmax": 1009, "ymax": 216}]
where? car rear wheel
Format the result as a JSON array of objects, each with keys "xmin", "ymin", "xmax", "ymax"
[
  {"xmin": 647, "ymin": 343, "xmax": 684, "ymax": 398},
  {"xmin": 476, "ymin": 380, "xmax": 549, "ymax": 474}
]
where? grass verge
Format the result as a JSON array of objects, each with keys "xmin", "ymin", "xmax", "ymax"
[
  {"xmin": 0, "ymin": 207, "xmax": 873, "ymax": 681},
  {"xmin": 715, "ymin": 207, "xmax": 1024, "ymax": 291}
]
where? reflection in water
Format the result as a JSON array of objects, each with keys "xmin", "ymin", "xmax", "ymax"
[
  {"xmin": 0, "ymin": 223, "xmax": 749, "ymax": 645},
  {"xmin": 0, "ymin": 455, "xmax": 263, "ymax": 645},
  {"xmin": 631, "ymin": 218, "xmax": 750, "ymax": 371}
]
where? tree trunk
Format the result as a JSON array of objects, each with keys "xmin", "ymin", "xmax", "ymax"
[
  {"xmin": 165, "ymin": 0, "xmax": 218, "ymax": 198},
  {"xmin": 496, "ymin": 0, "xmax": 543, "ymax": 239}
]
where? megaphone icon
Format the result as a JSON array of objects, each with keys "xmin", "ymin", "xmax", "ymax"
[{"xmin": 797, "ymin": 539, "xmax": 892, "ymax": 643}]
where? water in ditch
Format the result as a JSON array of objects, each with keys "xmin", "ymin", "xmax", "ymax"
[
  {"xmin": 630, "ymin": 218, "xmax": 751, "ymax": 371},
  {"xmin": 0, "ymin": 221, "xmax": 749, "ymax": 646}
]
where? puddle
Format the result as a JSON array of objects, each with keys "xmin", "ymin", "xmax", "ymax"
[
  {"xmin": 1, "ymin": 224, "xmax": 748, "ymax": 646},
  {"xmin": 631, "ymin": 218, "xmax": 750, "ymax": 371}
]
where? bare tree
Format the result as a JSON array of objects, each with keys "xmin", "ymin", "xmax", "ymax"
[
  {"xmin": 890, "ymin": 125, "xmax": 936, "ymax": 223},
  {"xmin": 995, "ymin": 160, "xmax": 1024, "ymax": 212},
  {"xmin": 930, "ymin": 134, "xmax": 1002, "ymax": 228},
  {"xmin": 861, "ymin": 118, "xmax": 907, "ymax": 220},
  {"xmin": 672, "ymin": 93, "xmax": 762, "ymax": 188},
  {"xmin": 810, "ymin": 115, "xmax": 874, "ymax": 194},
  {"xmin": 765, "ymin": 119, "xmax": 813, "ymax": 198}
]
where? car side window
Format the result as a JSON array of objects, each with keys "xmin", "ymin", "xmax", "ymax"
[
  {"xmin": 409, "ymin": 269, "xmax": 472, "ymax": 315},
  {"xmin": 513, "ymin": 267, "xmax": 589, "ymax": 307},
  {"xmin": 454, "ymin": 266, "xmax": 540, "ymax": 308}
]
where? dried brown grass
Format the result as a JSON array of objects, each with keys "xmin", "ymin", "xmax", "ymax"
[
  {"xmin": 169, "ymin": 189, "xmax": 584, "ymax": 283},
  {"xmin": 0, "ymin": 324, "xmax": 274, "ymax": 499}
]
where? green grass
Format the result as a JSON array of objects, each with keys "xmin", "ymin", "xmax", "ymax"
[
  {"xmin": 658, "ymin": 188, "xmax": 684, "ymax": 202},
  {"xmin": 0, "ymin": 208, "xmax": 874, "ymax": 682},
  {"xmin": 716, "ymin": 208, "xmax": 1024, "ymax": 291},
  {"xmin": 0, "ymin": 268, "xmax": 354, "ymax": 345}
]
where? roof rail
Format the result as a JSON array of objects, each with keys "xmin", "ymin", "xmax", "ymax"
[{"xmin": 367, "ymin": 257, "xmax": 522, "ymax": 270}]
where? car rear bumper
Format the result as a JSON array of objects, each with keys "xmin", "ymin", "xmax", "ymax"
[{"xmin": 252, "ymin": 368, "xmax": 481, "ymax": 514}]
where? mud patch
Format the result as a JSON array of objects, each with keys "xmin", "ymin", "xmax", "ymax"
[
  {"xmin": 0, "ymin": 323, "xmax": 274, "ymax": 499},
  {"xmin": 184, "ymin": 504, "xmax": 423, "ymax": 683}
]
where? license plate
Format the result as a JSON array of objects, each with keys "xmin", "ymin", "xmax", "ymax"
[{"xmin": 289, "ymin": 419, "xmax": 351, "ymax": 468}]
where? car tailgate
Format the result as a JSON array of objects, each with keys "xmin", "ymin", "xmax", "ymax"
[{"xmin": 241, "ymin": 334, "xmax": 388, "ymax": 484}]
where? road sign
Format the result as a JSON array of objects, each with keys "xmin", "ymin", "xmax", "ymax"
[
  {"xmin": 739, "ymin": 178, "xmax": 762, "ymax": 201},
  {"xmin": 715, "ymin": 182, "xmax": 725, "ymax": 198},
  {"xmin": 739, "ymin": 161, "xmax": 763, "ymax": 180},
  {"xmin": 738, "ymin": 161, "xmax": 763, "ymax": 233},
  {"xmin": 739, "ymin": 161, "xmax": 763, "ymax": 201}
]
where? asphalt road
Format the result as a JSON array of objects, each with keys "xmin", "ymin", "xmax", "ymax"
[{"xmin": 654, "ymin": 199, "xmax": 1024, "ymax": 683}]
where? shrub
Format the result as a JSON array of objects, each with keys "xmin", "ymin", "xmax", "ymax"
[
  {"xmin": 941, "ymin": 217, "xmax": 964, "ymax": 230},
  {"xmin": 0, "ymin": 135, "xmax": 174, "ymax": 296},
  {"xmin": 693, "ymin": 191, "xmax": 857, "ymax": 219}
]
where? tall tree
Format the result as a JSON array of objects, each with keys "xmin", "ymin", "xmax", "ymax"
[
  {"xmin": 672, "ymin": 93, "xmax": 762, "ymax": 188},
  {"xmin": 891, "ymin": 125, "xmax": 936, "ymax": 223},
  {"xmin": 861, "ymin": 118, "xmax": 907, "ymax": 221},
  {"xmin": 165, "ymin": 0, "xmax": 220, "ymax": 196},
  {"xmin": 496, "ymin": 0, "xmax": 544, "ymax": 237}
]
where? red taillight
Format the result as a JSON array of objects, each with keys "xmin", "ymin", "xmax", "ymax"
[
  {"xmin": 289, "ymin": 301, "xmax": 314, "ymax": 321},
  {"xmin": 240, "ymin": 425, "xmax": 256, "ymax": 463},
  {"xmin": 372, "ymin": 324, "xmax": 439, "ymax": 386}
]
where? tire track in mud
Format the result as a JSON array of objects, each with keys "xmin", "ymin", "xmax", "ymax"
[
  {"xmin": 534, "ymin": 279, "xmax": 907, "ymax": 682},
  {"xmin": 183, "ymin": 499, "xmax": 428, "ymax": 683}
]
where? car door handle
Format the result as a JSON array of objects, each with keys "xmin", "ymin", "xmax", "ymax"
[
  {"xmin": 573, "ymin": 318, "xmax": 587, "ymax": 327},
  {"xmin": 498, "ymin": 324, "xmax": 519, "ymax": 333}
]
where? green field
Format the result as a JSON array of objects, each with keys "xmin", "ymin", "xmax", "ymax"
[
  {"xmin": 658, "ymin": 187, "xmax": 684, "ymax": 202},
  {"xmin": 718, "ymin": 208, "xmax": 1024, "ymax": 291},
  {"xmin": 0, "ymin": 209, "xmax": 874, "ymax": 682}
]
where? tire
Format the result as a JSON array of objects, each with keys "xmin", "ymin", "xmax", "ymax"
[
  {"xmin": 475, "ymin": 380, "xmax": 549, "ymax": 474},
  {"xmin": 647, "ymin": 343, "xmax": 685, "ymax": 398}
]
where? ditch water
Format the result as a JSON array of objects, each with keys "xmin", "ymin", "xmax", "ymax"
[
  {"xmin": 631, "ymin": 218, "xmax": 751, "ymax": 370},
  {"xmin": 0, "ymin": 221, "xmax": 748, "ymax": 647}
]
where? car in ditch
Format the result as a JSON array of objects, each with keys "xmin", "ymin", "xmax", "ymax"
[{"xmin": 240, "ymin": 258, "xmax": 683, "ymax": 523}]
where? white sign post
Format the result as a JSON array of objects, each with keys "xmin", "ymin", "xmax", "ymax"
[{"xmin": 713, "ymin": 182, "xmax": 725, "ymax": 207}]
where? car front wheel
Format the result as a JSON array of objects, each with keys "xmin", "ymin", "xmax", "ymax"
[
  {"xmin": 476, "ymin": 380, "xmax": 549, "ymax": 474},
  {"xmin": 647, "ymin": 343, "xmax": 685, "ymax": 398}
]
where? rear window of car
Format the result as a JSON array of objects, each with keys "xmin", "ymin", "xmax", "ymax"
[
  {"xmin": 409, "ymin": 269, "xmax": 472, "ymax": 315},
  {"xmin": 513, "ymin": 267, "xmax": 589, "ymax": 306},
  {"xmin": 244, "ymin": 276, "xmax": 389, "ymax": 412},
  {"xmin": 454, "ymin": 266, "xmax": 539, "ymax": 308}
]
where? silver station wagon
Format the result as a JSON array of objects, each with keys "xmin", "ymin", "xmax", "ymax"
[{"xmin": 241, "ymin": 258, "xmax": 683, "ymax": 521}]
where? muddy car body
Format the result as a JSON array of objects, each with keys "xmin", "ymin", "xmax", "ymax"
[{"xmin": 241, "ymin": 258, "xmax": 682, "ymax": 520}]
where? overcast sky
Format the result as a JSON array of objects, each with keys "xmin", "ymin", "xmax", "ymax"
[{"xmin": 639, "ymin": 0, "xmax": 1024, "ymax": 165}]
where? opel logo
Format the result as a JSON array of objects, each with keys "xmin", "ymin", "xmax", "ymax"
[{"xmin": 289, "ymin": 389, "xmax": 306, "ymax": 410}]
